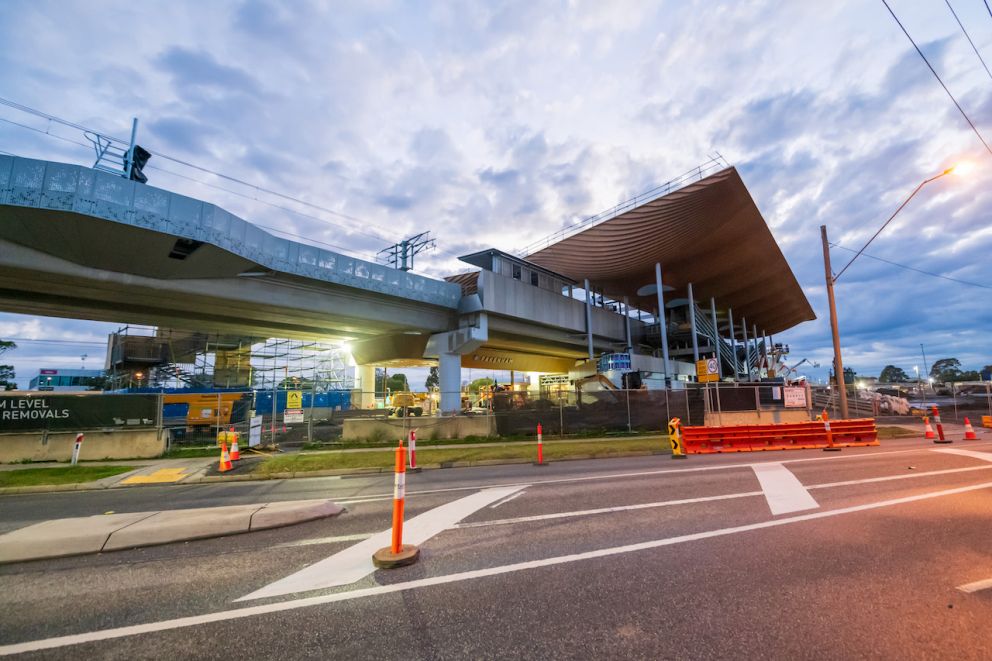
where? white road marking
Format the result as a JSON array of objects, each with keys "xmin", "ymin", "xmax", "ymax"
[
  {"xmin": 458, "ymin": 491, "xmax": 763, "ymax": 529},
  {"xmin": 809, "ymin": 464, "xmax": 992, "ymax": 489},
  {"xmin": 490, "ymin": 491, "xmax": 525, "ymax": 508},
  {"xmin": 5, "ymin": 479, "xmax": 992, "ymax": 656},
  {"xmin": 934, "ymin": 448, "xmax": 992, "ymax": 462},
  {"xmin": 275, "ymin": 533, "xmax": 374, "ymax": 548},
  {"xmin": 752, "ymin": 463, "xmax": 819, "ymax": 515},
  {"xmin": 957, "ymin": 578, "xmax": 992, "ymax": 594},
  {"xmin": 237, "ymin": 485, "xmax": 525, "ymax": 601},
  {"xmin": 329, "ymin": 443, "xmax": 992, "ymax": 505}
]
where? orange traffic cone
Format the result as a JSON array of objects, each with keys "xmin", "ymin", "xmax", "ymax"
[
  {"xmin": 218, "ymin": 440, "xmax": 233, "ymax": 472},
  {"xmin": 923, "ymin": 416, "xmax": 935, "ymax": 440},
  {"xmin": 963, "ymin": 417, "xmax": 978, "ymax": 440},
  {"xmin": 229, "ymin": 426, "xmax": 241, "ymax": 460}
]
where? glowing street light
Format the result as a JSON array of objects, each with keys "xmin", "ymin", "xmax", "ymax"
[{"xmin": 820, "ymin": 164, "xmax": 965, "ymax": 419}]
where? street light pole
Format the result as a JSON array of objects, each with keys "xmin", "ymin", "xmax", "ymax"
[{"xmin": 821, "ymin": 225, "xmax": 849, "ymax": 419}]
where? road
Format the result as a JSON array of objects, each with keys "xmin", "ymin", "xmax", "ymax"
[{"xmin": 2, "ymin": 438, "xmax": 992, "ymax": 659}]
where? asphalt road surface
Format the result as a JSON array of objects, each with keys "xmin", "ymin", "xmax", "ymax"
[{"xmin": 2, "ymin": 437, "xmax": 992, "ymax": 659}]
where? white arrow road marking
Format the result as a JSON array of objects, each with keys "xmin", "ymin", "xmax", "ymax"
[
  {"xmin": 957, "ymin": 578, "xmax": 992, "ymax": 594},
  {"xmin": 237, "ymin": 485, "xmax": 526, "ymax": 602},
  {"xmin": 934, "ymin": 448, "xmax": 992, "ymax": 462},
  {"xmin": 752, "ymin": 463, "xmax": 819, "ymax": 515},
  {"xmin": 490, "ymin": 491, "xmax": 525, "ymax": 508}
]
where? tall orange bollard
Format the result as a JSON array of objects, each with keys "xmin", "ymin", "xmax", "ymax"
[
  {"xmin": 963, "ymin": 417, "xmax": 978, "ymax": 440},
  {"xmin": 372, "ymin": 440, "xmax": 420, "ymax": 569},
  {"xmin": 408, "ymin": 429, "xmax": 421, "ymax": 472},
  {"xmin": 822, "ymin": 410, "xmax": 841, "ymax": 451},
  {"xmin": 932, "ymin": 405, "xmax": 951, "ymax": 444},
  {"xmin": 533, "ymin": 422, "xmax": 547, "ymax": 466}
]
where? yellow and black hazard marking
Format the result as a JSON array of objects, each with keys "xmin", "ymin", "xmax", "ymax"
[{"xmin": 668, "ymin": 417, "xmax": 687, "ymax": 459}]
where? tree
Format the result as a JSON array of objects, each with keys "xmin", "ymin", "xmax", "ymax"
[
  {"xmin": 468, "ymin": 377, "xmax": 494, "ymax": 393},
  {"xmin": 386, "ymin": 373, "xmax": 409, "ymax": 392},
  {"xmin": 929, "ymin": 358, "xmax": 962, "ymax": 382},
  {"xmin": 425, "ymin": 366, "xmax": 439, "ymax": 390},
  {"xmin": 878, "ymin": 365, "xmax": 909, "ymax": 383},
  {"xmin": 0, "ymin": 339, "xmax": 16, "ymax": 390}
]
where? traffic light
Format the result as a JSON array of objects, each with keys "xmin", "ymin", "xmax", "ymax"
[{"xmin": 128, "ymin": 145, "xmax": 151, "ymax": 184}]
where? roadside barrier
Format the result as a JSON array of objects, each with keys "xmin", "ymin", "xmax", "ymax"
[
  {"xmin": 71, "ymin": 433, "xmax": 84, "ymax": 465},
  {"xmin": 681, "ymin": 418, "xmax": 879, "ymax": 454},
  {"xmin": 931, "ymin": 405, "xmax": 951, "ymax": 444},
  {"xmin": 963, "ymin": 418, "xmax": 978, "ymax": 440},
  {"xmin": 534, "ymin": 423, "xmax": 546, "ymax": 466},
  {"xmin": 229, "ymin": 427, "xmax": 241, "ymax": 461},
  {"xmin": 372, "ymin": 440, "xmax": 420, "ymax": 569},
  {"xmin": 218, "ymin": 440, "xmax": 233, "ymax": 472},
  {"xmin": 668, "ymin": 417, "xmax": 686, "ymax": 459},
  {"xmin": 983, "ymin": 415, "xmax": 992, "ymax": 429},
  {"xmin": 923, "ymin": 416, "xmax": 935, "ymax": 440},
  {"xmin": 408, "ymin": 429, "xmax": 420, "ymax": 472}
]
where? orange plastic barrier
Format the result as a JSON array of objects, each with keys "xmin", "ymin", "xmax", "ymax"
[
  {"xmin": 982, "ymin": 415, "xmax": 992, "ymax": 429},
  {"xmin": 681, "ymin": 419, "xmax": 879, "ymax": 454}
]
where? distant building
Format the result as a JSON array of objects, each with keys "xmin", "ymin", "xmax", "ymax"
[{"xmin": 29, "ymin": 368, "xmax": 106, "ymax": 391}]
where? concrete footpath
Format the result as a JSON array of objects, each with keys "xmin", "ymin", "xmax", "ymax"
[{"xmin": 0, "ymin": 498, "xmax": 344, "ymax": 564}]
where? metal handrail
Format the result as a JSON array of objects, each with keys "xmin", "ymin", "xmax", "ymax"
[{"xmin": 517, "ymin": 154, "xmax": 730, "ymax": 257}]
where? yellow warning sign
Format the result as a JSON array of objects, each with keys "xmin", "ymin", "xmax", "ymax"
[
  {"xmin": 287, "ymin": 390, "xmax": 303, "ymax": 409},
  {"xmin": 696, "ymin": 358, "xmax": 719, "ymax": 383}
]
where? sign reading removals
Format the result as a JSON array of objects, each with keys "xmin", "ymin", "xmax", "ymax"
[{"xmin": 0, "ymin": 394, "xmax": 158, "ymax": 432}]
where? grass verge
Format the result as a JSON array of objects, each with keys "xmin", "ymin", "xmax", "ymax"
[
  {"xmin": 876, "ymin": 425, "xmax": 920, "ymax": 439},
  {"xmin": 0, "ymin": 465, "xmax": 138, "ymax": 488},
  {"xmin": 255, "ymin": 437, "xmax": 671, "ymax": 475},
  {"xmin": 163, "ymin": 446, "xmax": 220, "ymax": 459}
]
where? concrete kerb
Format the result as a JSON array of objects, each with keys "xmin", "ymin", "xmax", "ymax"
[{"xmin": 0, "ymin": 499, "xmax": 344, "ymax": 564}]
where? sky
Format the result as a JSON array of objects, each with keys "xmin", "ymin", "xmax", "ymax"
[{"xmin": 1, "ymin": 0, "xmax": 991, "ymax": 388}]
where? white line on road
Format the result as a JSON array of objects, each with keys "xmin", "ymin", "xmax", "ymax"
[
  {"xmin": 490, "ymin": 491, "xmax": 524, "ymax": 508},
  {"xmin": 275, "ymin": 533, "xmax": 374, "ymax": 548},
  {"xmin": 957, "ymin": 578, "xmax": 992, "ymax": 594},
  {"xmin": 457, "ymin": 491, "xmax": 763, "ymax": 529},
  {"xmin": 329, "ymin": 443, "xmax": 992, "ymax": 506},
  {"xmin": 6, "ymin": 479, "xmax": 992, "ymax": 656},
  {"xmin": 752, "ymin": 463, "xmax": 819, "ymax": 515},
  {"xmin": 237, "ymin": 485, "xmax": 526, "ymax": 602},
  {"xmin": 934, "ymin": 448, "xmax": 992, "ymax": 462}
]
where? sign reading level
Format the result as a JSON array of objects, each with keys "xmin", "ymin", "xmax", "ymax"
[
  {"xmin": 286, "ymin": 390, "xmax": 303, "ymax": 409},
  {"xmin": 696, "ymin": 358, "xmax": 719, "ymax": 383}
]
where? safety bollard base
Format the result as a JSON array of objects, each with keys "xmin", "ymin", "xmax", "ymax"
[
  {"xmin": 532, "ymin": 461, "xmax": 549, "ymax": 467},
  {"xmin": 933, "ymin": 439, "xmax": 953, "ymax": 444},
  {"xmin": 671, "ymin": 454, "xmax": 687, "ymax": 460},
  {"xmin": 822, "ymin": 447, "xmax": 842, "ymax": 452},
  {"xmin": 407, "ymin": 467, "xmax": 423, "ymax": 474},
  {"xmin": 372, "ymin": 544, "xmax": 420, "ymax": 569}
]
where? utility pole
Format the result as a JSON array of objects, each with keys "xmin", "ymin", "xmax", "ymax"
[
  {"xmin": 378, "ymin": 232, "xmax": 436, "ymax": 272},
  {"xmin": 821, "ymin": 225, "xmax": 849, "ymax": 419}
]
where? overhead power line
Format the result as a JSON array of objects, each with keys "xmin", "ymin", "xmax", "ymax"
[
  {"xmin": 945, "ymin": 0, "xmax": 992, "ymax": 83},
  {"xmin": 830, "ymin": 242, "xmax": 992, "ymax": 290},
  {"xmin": 879, "ymin": 0, "xmax": 992, "ymax": 156}
]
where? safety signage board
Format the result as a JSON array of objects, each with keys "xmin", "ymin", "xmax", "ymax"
[
  {"xmin": 284, "ymin": 408, "xmax": 304, "ymax": 424},
  {"xmin": 286, "ymin": 390, "xmax": 303, "ymax": 409},
  {"xmin": 696, "ymin": 358, "xmax": 719, "ymax": 383},
  {"xmin": 783, "ymin": 386, "xmax": 807, "ymax": 408},
  {"xmin": 248, "ymin": 415, "xmax": 263, "ymax": 447}
]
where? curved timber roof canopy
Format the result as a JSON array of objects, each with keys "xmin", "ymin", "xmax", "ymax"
[{"xmin": 525, "ymin": 166, "xmax": 815, "ymax": 335}]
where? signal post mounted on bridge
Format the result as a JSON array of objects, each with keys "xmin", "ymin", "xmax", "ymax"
[
  {"xmin": 931, "ymin": 405, "xmax": 951, "ymax": 444},
  {"xmin": 373, "ymin": 440, "xmax": 420, "ymax": 569},
  {"xmin": 668, "ymin": 418, "xmax": 686, "ymax": 459}
]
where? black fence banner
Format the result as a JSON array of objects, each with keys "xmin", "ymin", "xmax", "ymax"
[{"xmin": 0, "ymin": 394, "xmax": 158, "ymax": 432}]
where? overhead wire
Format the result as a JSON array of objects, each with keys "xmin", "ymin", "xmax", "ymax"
[
  {"xmin": 830, "ymin": 242, "xmax": 992, "ymax": 289},
  {"xmin": 879, "ymin": 0, "xmax": 992, "ymax": 156},
  {"xmin": 944, "ymin": 0, "xmax": 992, "ymax": 82}
]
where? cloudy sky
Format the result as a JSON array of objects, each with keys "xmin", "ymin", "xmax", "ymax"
[{"xmin": 1, "ymin": 0, "xmax": 991, "ymax": 387}]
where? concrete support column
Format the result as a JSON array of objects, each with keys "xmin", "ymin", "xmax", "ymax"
[
  {"xmin": 728, "ymin": 307, "xmax": 737, "ymax": 379},
  {"xmin": 437, "ymin": 352, "xmax": 461, "ymax": 415},
  {"xmin": 623, "ymin": 296, "xmax": 632, "ymax": 352},
  {"xmin": 583, "ymin": 278, "xmax": 594, "ymax": 360},
  {"xmin": 752, "ymin": 323, "xmax": 759, "ymax": 377},
  {"xmin": 687, "ymin": 282, "xmax": 699, "ymax": 363},
  {"xmin": 710, "ymin": 297, "xmax": 721, "ymax": 378},
  {"xmin": 356, "ymin": 364, "xmax": 376, "ymax": 409},
  {"xmin": 654, "ymin": 263, "xmax": 671, "ymax": 377}
]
